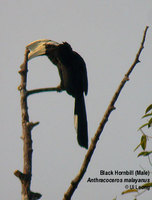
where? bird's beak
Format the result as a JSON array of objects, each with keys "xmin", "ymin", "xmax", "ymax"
[{"xmin": 26, "ymin": 39, "xmax": 59, "ymax": 60}]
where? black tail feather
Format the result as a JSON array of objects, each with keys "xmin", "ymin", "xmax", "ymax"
[{"xmin": 74, "ymin": 95, "xmax": 88, "ymax": 149}]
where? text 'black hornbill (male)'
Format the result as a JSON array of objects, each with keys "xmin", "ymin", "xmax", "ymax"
[{"xmin": 27, "ymin": 39, "xmax": 88, "ymax": 149}]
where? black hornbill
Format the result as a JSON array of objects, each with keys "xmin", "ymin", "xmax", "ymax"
[{"xmin": 27, "ymin": 39, "xmax": 88, "ymax": 149}]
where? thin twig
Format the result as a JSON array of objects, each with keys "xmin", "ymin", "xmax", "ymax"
[
  {"xmin": 63, "ymin": 26, "xmax": 149, "ymax": 200},
  {"xmin": 27, "ymin": 86, "xmax": 63, "ymax": 96}
]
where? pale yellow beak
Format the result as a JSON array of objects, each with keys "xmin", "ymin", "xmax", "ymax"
[{"xmin": 26, "ymin": 39, "xmax": 59, "ymax": 60}]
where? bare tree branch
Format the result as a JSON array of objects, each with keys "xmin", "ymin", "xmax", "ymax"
[
  {"xmin": 14, "ymin": 48, "xmax": 41, "ymax": 200},
  {"xmin": 27, "ymin": 86, "xmax": 64, "ymax": 96},
  {"xmin": 63, "ymin": 26, "xmax": 149, "ymax": 200}
]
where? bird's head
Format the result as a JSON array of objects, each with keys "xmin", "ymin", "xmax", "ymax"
[{"xmin": 26, "ymin": 39, "xmax": 59, "ymax": 60}]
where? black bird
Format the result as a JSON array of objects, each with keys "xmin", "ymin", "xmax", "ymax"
[{"xmin": 27, "ymin": 39, "xmax": 88, "ymax": 148}]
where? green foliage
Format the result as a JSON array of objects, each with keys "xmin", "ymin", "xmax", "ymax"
[
  {"xmin": 138, "ymin": 104, "xmax": 152, "ymax": 129},
  {"xmin": 145, "ymin": 104, "xmax": 152, "ymax": 114},
  {"xmin": 134, "ymin": 134, "xmax": 147, "ymax": 152},
  {"xmin": 135, "ymin": 104, "xmax": 152, "ymax": 155},
  {"xmin": 122, "ymin": 189, "xmax": 138, "ymax": 195},
  {"xmin": 140, "ymin": 134, "xmax": 147, "ymax": 150},
  {"xmin": 137, "ymin": 151, "xmax": 152, "ymax": 157},
  {"xmin": 124, "ymin": 104, "xmax": 152, "ymax": 200},
  {"xmin": 138, "ymin": 122, "xmax": 150, "ymax": 130},
  {"xmin": 140, "ymin": 182, "xmax": 152, "ymax": 188}
]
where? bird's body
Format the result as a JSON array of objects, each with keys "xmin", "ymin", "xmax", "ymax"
[
  {"xmin": 46, "ymin": 42, "xmax": 88, "ymax": 97},
  {"xmin": 27, "ymin": 40, "xmax": 88, "ymax": 148}
]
